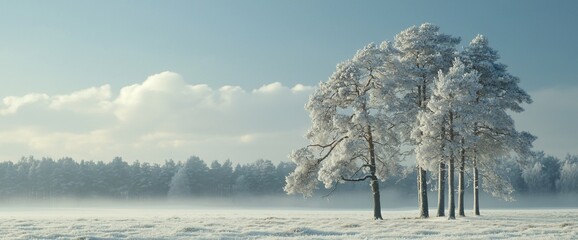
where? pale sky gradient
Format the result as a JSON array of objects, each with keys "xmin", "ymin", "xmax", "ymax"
[{"xmin": 1, "ymin": 0, "xmax": 577, "ymax": 163}]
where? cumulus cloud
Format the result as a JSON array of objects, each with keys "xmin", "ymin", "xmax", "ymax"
[
  {"xmin": 291, "ymin": 84, "xmax": 315, "ymax": 93},
  {"xmin": 0, "ymin": 72, "xmax": 314, "ymax": 163},
  {"xmin": 253, "ymin": 82, "xmax": 284, "ymax": 94},
  {"xmin": 49, "ymin": 85, "xmax": 112, "ymax": 113},
  {"xmin": 1, "ymin": 93, "xmax": 49, "ymax": 115}
]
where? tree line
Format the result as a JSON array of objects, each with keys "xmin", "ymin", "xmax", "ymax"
[
  {"xmin": 0, "ymin": 151, "xmax": 576, "ymax": 201},
  {"xmin": 0, "ymin": 156, "xmax": 293, "ymax": 199}
]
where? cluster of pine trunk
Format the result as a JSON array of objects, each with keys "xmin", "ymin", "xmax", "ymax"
[{"xmin": 426, "ymin": 156, "xmax": 481, "ymax": 219}]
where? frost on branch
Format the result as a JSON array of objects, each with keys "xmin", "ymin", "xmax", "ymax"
[
  {"xmin": 414, "ymin": 58, "xmax": 481, "ymax": 171},
  {"xmin": 285, "ymin": 43, "xmax": 402, "ymax": 202},
  {"xmin": 284, "ymin": 148, "xmax": 319, "ymax": 197},
  {"xmin": 462, "ymin": 35, "xmax": 532, "ymax": 113}
]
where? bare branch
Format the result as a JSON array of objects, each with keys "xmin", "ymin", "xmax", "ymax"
[
  {"xmin": 341, "ymin": 175, "xmax": 372, "ymax": 182},
  {"xmin": 308, "ymin": 136, "xmax": 349, "ymax": 164},
  {"xmin": 322, "ymin": 184, "xmax": 339, "ymax": 199}
]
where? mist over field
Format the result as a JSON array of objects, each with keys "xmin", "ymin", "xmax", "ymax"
[{"xmin": 2, "ymin": 190, "xmax": 577, "ymax": 212}]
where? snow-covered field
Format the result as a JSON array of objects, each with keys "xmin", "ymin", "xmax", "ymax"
[{"xmin": 1, "ymin": 207, "xmax": 576, "ymax": 239}]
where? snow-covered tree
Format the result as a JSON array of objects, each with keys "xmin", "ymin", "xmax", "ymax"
[
  {"xmin": 168, "ymin": 166, "xmax": 191, "ymax": 198},
  {"xmin": 522, "ymin": 152, "xmax": 560, "ymax": 193},
  {"xmin": 250, "ymin": 159, "xmax": 277, "ymax": 195},
  {"xmin": 284, "ymin": 42, "xmax": 402, "ymax": 220},
  {"xmin": 208, "ymin": 160, "xmax": 234, "ymax": 197},
  {"xmin": 413, "ymin": 59, "xmax": 481, "ymax": 219},
  {"xmin": 462, "ymin": 35, "xmax": 532, "ymax": 112},
  {"xmin": 394, "ymin": 23, "xmax": 460, "ymax": 218},
  {"xmin": 462, "ymin": 35, "xmax": 535, "ymax": 215},
  {"xmin": 497, "ymin": 157, "xmax": 528, "ymax": 194},
  {"xmin": 160, "ymin": 159, "xmax": 180, "ymax": 195},
  {"xmin": 168, "ymin": 156, "xmax": 209, "ymax": 197},
  {"xmin": 558, "ymin": 155, "xmax": 578, "ymax": 193}
]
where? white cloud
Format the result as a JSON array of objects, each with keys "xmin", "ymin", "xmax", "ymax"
[
  {"xmin": 1, "ymin": 93, "xmax": 49, "ymax": 115},
  {"xmin": 0, "ymin": 72, "xmax": 315, "ymax": 163},
  {"xmin": 253, "ymin": 82, "xmax": 284, "ymax": 94},
  {"xmin": 49, "ymin": 85, "xmax": 112, "ymax": 113},
  {"xmin": 291, "ymin": 84, "xmax": 315, "ymax": 93},
  {"xmin": 218, "ymin": 86, "xmax": 246, "ymax": 106}
]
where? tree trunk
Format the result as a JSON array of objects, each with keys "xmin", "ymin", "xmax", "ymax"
[
  {"xmin": 417, "ymin": 82, "xmax": 429, "ymax": 219},
  {"xmin": 473, "ymin": 158, "xmax": 480, "ymax": 216},
  {"xmin": 366, "ymin": 125, "xmax": 383, "ymax": 220},
  {"xmin": 447, "ymin": 156, "xmax": 456, "ymax": 220},
  {"xmin": 436, "ymin": 162, "xmax": 446, "ymax": 217},
  {"xmin": 458, "ymin": 151, "xmax": 465, "ymax": 217},
  {"xmin": 371, "ymin": 177, "xmax": 383, "ymax": 220},
  {"xmin": 418, "ymin": 167, "xmax": 429, "ymax": 218},
  {"xmin": 447, "ymin": 111, "xmax": 455, "ymax": 220}
]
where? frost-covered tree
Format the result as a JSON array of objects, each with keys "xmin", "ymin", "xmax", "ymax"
[
  {"xmin": 159, "ymin": 159, "xmax": 179, "ymax": 195},
  {"xmin": 250, "ymin": 159, "xmax": 277, "ymax": 195},
  {"xmin": 462, "ymin": 35, "xmax": 532, "ymax": 113},
  {"xmin": 208, "ymin": 160, "xmax": 234, "ymax": 197},
  {"xmin": 105, "ymin": 157, "xmax": 130, "ymax": 198},
  {"xmin": 284, "ymin": 42, "xmax": 402, "ymax": 220},
  {"xmin": 167, "ymin": 156, "xmax": 209, "ymax": 197},
  {"xmin": 394, "ymin": 23, "xmax": 460, "ymax": 218},
  {"xmin": 52, "ymin": 157, "xmax": 82, "ymax": 197},
  {"xmin": 462, "ymin": 35, "xmax": 535, "ymax": 215},
  {"xmin": 522, "ymin": 152, "xmax": 560, "ymax": 193},
  {"xmin": 168, "ymin": 166, "xmax": 191, "ymax": 198},
  {"xmin": 413, "ymin": 59, "xmax": 481, "ymax": 219},
  {"xmin": 497, "ymin": 157, "xmax": 528, "ymax": 194},
  {"xmin": 183, "ymin": 156, "xmax": 210, "ymax": 195},
  {"xmin": 558, "ymin": 155, "xmax": 578, "ymax": 193}
]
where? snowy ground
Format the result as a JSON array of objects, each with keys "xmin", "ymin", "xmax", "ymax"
[{"xmin": 1, "ymin": 207, "xmax": 576, "ymax": 240}]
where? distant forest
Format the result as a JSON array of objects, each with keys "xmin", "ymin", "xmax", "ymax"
[{"xmin": 0, "ymin": 152, "xmax": 576, "ymax": 200}]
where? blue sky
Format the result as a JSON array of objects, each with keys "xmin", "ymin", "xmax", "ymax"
[{"xmin": 0, "ymin": 1, "xmax": 576, "ymax": 163}]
